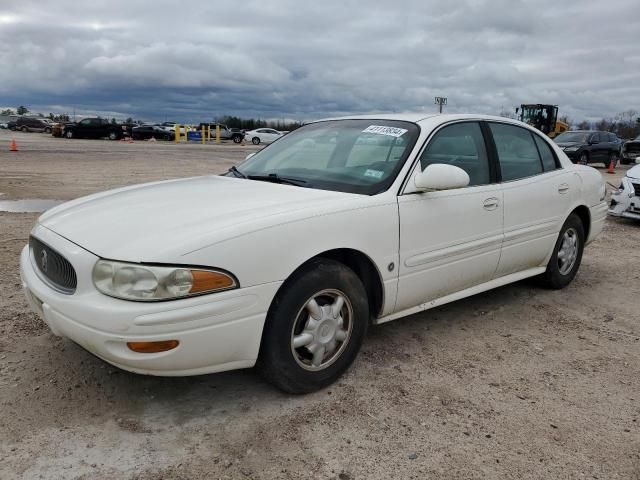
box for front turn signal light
[127,340,179,353]
[190,270,235,294]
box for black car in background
[131,125,174,141]
[63,118,130,140]
[620,135,640,165]
[553,130,621,167]
[16,116,53,133]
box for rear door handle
[483,197,499,210]
[558,183,570,194]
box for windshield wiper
[247,173,309,187]
[228,166,247,178]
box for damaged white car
[609,164,640,220]
[20,114,607,393]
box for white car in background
[244,128,283,145]
[20,114,606,394]
[609,163,640,220]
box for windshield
[554,132,589,143]
[234,119,420,195]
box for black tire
[21,126,28,132]
[538,213,585,289]
[257,259,369,394]
[252,137,260,145]
[578,152,588,165]
[44,127,52,134]
[65,130,73,139]
[108,131,118,141]
[233,135,242,144]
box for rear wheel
[108,131,118,141]
[65,130,73,139]
[538,213,584,289]
[578,152,588,165]
[252,137,260,145]
[21,126,28,132]
[233,135,242,144]
[44,127,52,134]
[258,259,369,394]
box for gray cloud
[1,0,639,123]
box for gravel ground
[1,131,639,480]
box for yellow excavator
[516,104,569,138]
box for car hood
[38,176,355,262]
[627,164,640,179]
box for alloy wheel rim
[290,289,353,371]
[557,227,579,275]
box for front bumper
[608,177,640,220]
[20,225,282,376]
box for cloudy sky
[1,0,638,123]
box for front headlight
[93,260,237,301]
[564,146,579,152]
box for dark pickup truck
[63,118,131,140]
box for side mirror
[245,152,256,160]
[414,164,470,191]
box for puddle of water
[0,199,64,213]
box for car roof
[313,113,539,128]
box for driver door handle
[483,197,499,210]
[558,183,570,194]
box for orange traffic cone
[608,157,615,174]
[10,138,18,152]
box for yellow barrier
[216,125,220,144]
[175,124,180,143]
[201,125,205,145]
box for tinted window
[489,123,543,181]
[533,135,558,171]
[419,122,490,186]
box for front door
[395,121,503,312]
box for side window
[489,123,543,181]
[419,122,490,186]
[533,134,559,171]
[79,119,91,126]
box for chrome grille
[29,236,77,294]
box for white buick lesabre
[20,114,608,393]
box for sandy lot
[1,131,639,480]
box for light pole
[434,97,447,113]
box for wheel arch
[269,248,385,323]
[570,205,591,240]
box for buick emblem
[40,250,48,273]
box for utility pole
[434,96,447,113]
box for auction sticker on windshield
[362,125,408,137]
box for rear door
[487,122,576,277]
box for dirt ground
[1,131,639,480]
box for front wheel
[65,130,73,139]
[538,213,585,289]
[233,135,242,144]
[108,131,118,140]
[21,126,28,132]
[44,127,52,134]
[258,259,369,394]
[252,137,260,145]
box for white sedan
[244,128,283,145]
[20,114,607,393]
